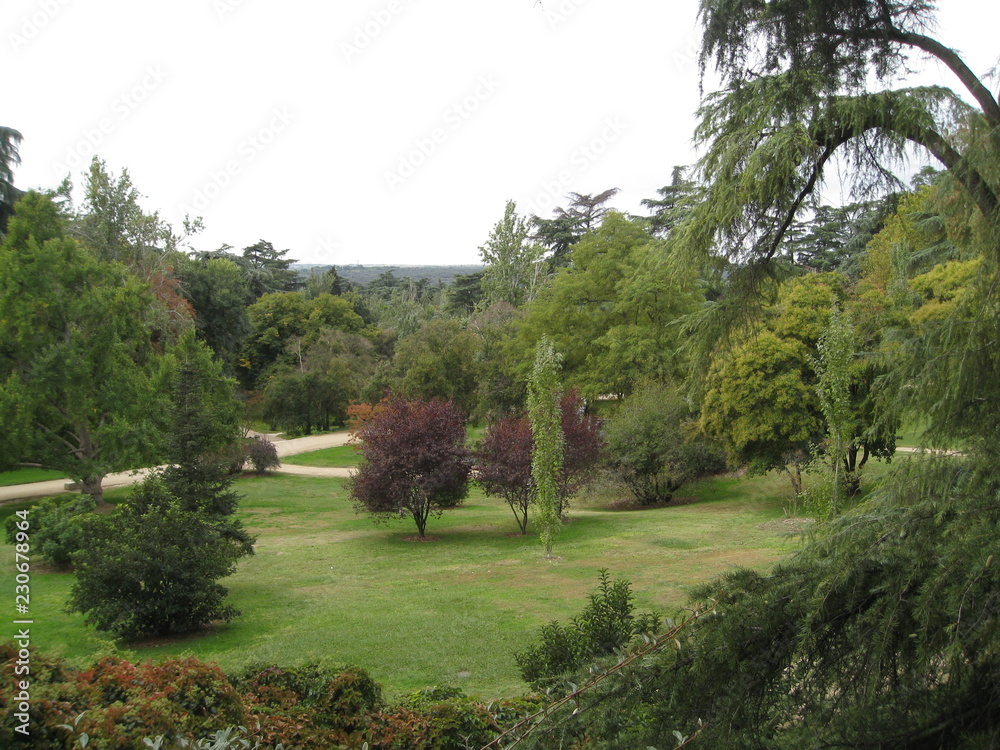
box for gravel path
[0,430,355,503]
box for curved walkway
[0,431,355,503]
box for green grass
[0,473,804,699]
[0,467,68,487]
[281,444,362,468]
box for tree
[391,319,482,414]
[262,366,350,435]
[527,338,563,558]
[67,476,246,639]
[532,189,620,269]
[780,197,899,278]
[514,212,703,398]
[303,266,346,298]
[676,0,1000,347]
[349,397,470,538]
[813,304,856,514]
[445,270,485,316]
[555,390,605,515]
[475,391,603,533]
[702,332,822,496]
[641,166,701,238]
[174,253,252,371]
[242,240,301,300]
[605,384,724,505]
[0,126,23,234]
[475,414,534,534]
[242,291,364,386]
[78,158,176,272]
[159,334,254,553]
[479,200,543,307]
[0,193,169,505]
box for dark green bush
[514,570,659,690]
[604,384,725,505]
[4,494,96,569]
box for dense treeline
[3,0,1000,745]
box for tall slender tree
[527,337,563,558]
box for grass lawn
[0,467,67,486]
[281,444,362,468]
[0,472,805,699]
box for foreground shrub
[515,570,659,690]
[366,687,541,750]
[0,647,246,749]
[235,662,382,747]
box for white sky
[5,0,999,266]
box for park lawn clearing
[281,443,361,468]
[0,472,805,699]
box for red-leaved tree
[557,390,605,514]
[475,415,534,533]
[476,390,604,531]
[349,397,470,538]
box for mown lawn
[0,472,806,699]
[281,444,362,468]
[0,467,67,486]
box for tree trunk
[79,474,108,508]
[784,463,803,497]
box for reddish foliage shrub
[0,646,538,750]
[0,647,245,749]
[236,662,383,747]
[349,397,471,537]
[365,687,542,750]
[346,399,388,433]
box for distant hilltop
[293,264,483,286]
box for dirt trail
[0,430,355,503]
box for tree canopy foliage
[0,192,169,504]
[349,397,471,538]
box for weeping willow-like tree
[505,4,1000,748]
[676,0,1000,358]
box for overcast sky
[6,0,999,266]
